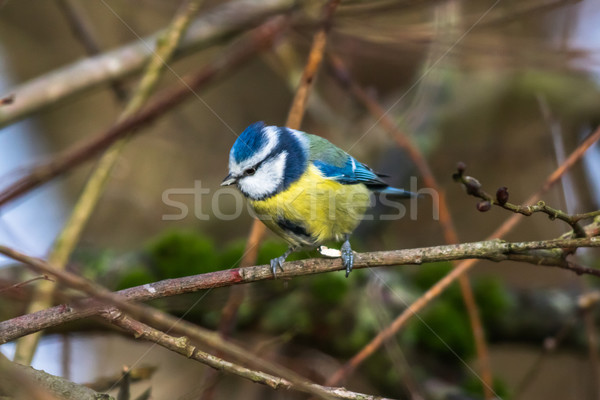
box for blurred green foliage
[147,230,220,278]
[405,262,511,361]
[464,374,511,400]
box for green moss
[404,301,475,360]
[115,266,155,290]
[146,230,219,278]
[219,239,246,269]
[463,375,511,399]
[474,277,511,329]
[310,273,348,304]
[261,292,312,334]
[75,249,115,281]
[412,262,453,290]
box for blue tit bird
[222,122,415,278]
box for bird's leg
[270,246,295,278]
[341,234,354,278]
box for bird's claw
[341,240,354,278]
[270,256,286,278]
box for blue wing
[302,132,384,187]
[313,157,387,188]
[313,157,416,197]
[301,131,416,197]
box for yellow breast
[250,164,371,246]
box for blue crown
[231,121,267,163]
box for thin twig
[327,53,494,397]
[513,291,600,399]
[453,164,597,237]
[368,284,425,400]
[13,0,206,366]
[325,125,600,386]
[55,0,128,101]
[582,292,600,399]
[0,93,15,106]
[0,275,53,294]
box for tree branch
[0,352,112,400]
[327,52,493,399]
[1,233,599,345]
[0,18,287,208]
[13,0,206,366]
[103,310,393,400]
[0,245,346,400]
[0,0,295,128]
[325,125,600,386]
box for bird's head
[222,122,307,200]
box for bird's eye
[244,167,256,176]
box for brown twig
[0,18,287,208]
[325,124,600,386]
[327,53,494,398]
[286,0,340,129]
[2,234,599,345]
[0,93,14,106]
[84,366,156,392]
[117,365,131,400]
[368,285,425,400]
[0,275,53,294]
[513,290,600,400]
[453,163,598,238]
[582,292,600,399]
[512,314,577,400]
[55,0,128,101]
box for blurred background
[1,0,600,399]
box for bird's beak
[221,173,237,186]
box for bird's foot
[270,256,286,278]
[269,247,295,278]
[341,239,354,278]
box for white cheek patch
[238,151,287,199]
[229,125,279,176]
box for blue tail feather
[377,186,419,198]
